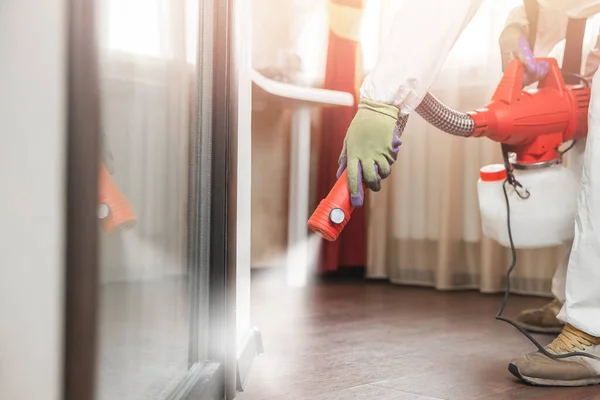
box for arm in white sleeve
[583,30,600,80]
[504,4,569,57]
[505,4,529,28]
[359,0,484,114]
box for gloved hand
[336,99,402,208]
[499,24,549,86]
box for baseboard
[236,327,264,392]
[317,266,366,282]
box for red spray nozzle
[98,163,137,232]
[308,170,361,242]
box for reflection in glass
[95,0,201,398]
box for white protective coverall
[505,4,600,307]
[360,0,600,337]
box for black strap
[563,17,587,84]
[523,0,539,50]
[523,0,587,85]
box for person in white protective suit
[336,0,600,387]
[502,5,600,335]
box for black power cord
[494,170,600,362]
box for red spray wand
[307,170,363,242]
[98,163,137,232]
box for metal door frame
[63,0,101,396]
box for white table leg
[287,104,311,286]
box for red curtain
[316,0,366,272]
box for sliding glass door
[63,0,235,398]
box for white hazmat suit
[358,0,600,386]
[506,4,600,333]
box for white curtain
[366,0,600,295]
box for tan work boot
[508,324,600,386]
[515,299,564,334]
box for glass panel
[94,0,208,398]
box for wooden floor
[237,270,600,400]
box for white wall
[234,0,253,352]
[0,1,66,399]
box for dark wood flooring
[237,270,600,400]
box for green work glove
[336,98,403,207]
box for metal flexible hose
[414,92,476,137]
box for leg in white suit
[514,140,587,334]
[509,68,600,387]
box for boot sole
[508,363,600,387]
[515,321,563,334]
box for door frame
[205,0,239,398]
[62,0,237,398]
[63,0,101,396]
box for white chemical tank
[477,163,579,249]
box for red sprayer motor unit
[308,58,590,241]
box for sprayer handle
[308,170,361,241]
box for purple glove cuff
[336,154,347,179]
[517,36,549,85]
[350,162,365,208]
[392,132,402,158]
[518,37,536,71]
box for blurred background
[251,0,583,291]
[4,0,600,399]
